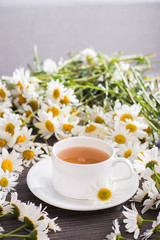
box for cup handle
[111,157,134,181]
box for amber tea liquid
[57,146,110,164]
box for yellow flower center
[53,88,60,99]
[126,124,137,132]
[98,188,112,201]
[0,112,4,118]
[45,120,54,132]
[114,135,126,144]
[29,100,38,111]
[63,124,74,132]
[85,124,96,133]
[18,94,26,105]
[16,135,26,143]
[0,139,6,147]
[47,107,59,117]
[60,96,70,105]
[70,109,78,116]
[5,123,15,136]
[0,177,9,187]
[94,116,103,124]
[17,81,23,90]
[120,113,133,122]
[0,88,6,99]
[124,149,132,158]
[144,126,152,136]
[23,150,34,159]
[2,159,13,172]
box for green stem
[2,224,26,237]
[143,219,154,223]
[0,213,10,218]
[0,234,30,238]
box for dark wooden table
[2,139,159,240]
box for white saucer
[27,157,139,211]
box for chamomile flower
[0,113,21,137]
[34,110,60,139]
[132,180,151,203]
[14,126,34,145]
[123,203,144,239]
[14,141,44,167]
[117,141,148,162]
[80,48,98,65]
[141,212,160,240]
[0,148,23,175]
[20,202,47,230]
[84,122,108,140]
[0,169,18,192]
[106,124,133,145]
[2,67,30,85]
[87,105,105,124]
[133,147,160,179]
[88,178,118,205]
[114,103,142,122]
[59,88,79,106]
[46,79,65,103]
[41,100,61,118]
[44,216,61,232]
[0,81,11,102]
[0,191,12,215]
[0,131,11,152]
[10,192,26,220]
[42,58,58,74]
[55,115,80,140]
[0,101,12,118]
[122,118,148,139]
[29,222,49,240]
[105,219,121,240]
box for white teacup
[51,136,134,199]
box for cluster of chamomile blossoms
[0,191,61,239]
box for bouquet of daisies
[0,46,160,239]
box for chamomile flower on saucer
[114,103,142,122]
[122,119,148,139]
[46,79,65,103]
[0,148,23,175]
[88,178,118,205]
[105,219,121,240]
[42,58,58,74]
[14,141,44,167]
[0,169,18,192]
[117,141,148,162]
[123,203,143,239]
[34,110,60,139]
[133,147,160,179]
[9,192,26,220]
[0,131,11,152]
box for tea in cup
[51,136,134,199]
